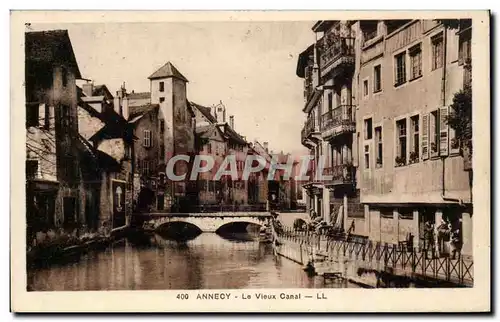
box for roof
[296,44,314,78]
[127,92,151,100]
[312,20,336,32]
[195,124,213,135]
[128,103,159,119]
[223,124,248,145]
[25,30,82,79]
[190,101,217,123]
[148,62,188,82]
[92,84,113,99]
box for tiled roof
[148,62,188,82]
[190,101,217,123]
[129,103,159,119]
[127,91,151,100]
[25,30,82,79]
[223,124,248,145]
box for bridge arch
[215,220,263,235]
[155,220,203,241]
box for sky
[30,21,315,156]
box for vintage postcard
[10,10,490,312]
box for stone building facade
[296,19,473,256]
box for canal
[27,232,358,291]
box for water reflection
[28,233,357,291]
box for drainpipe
[440,26,464,207]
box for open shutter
[38,103,45,127]
[439,107,449,156]
[421,113,429,160]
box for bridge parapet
[133,212,273,233]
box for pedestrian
[450,228,462,260]
[424,220,434,259]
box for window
[159,81,164,92]
[44,104,50,130]
[394,52,406,86]
[432,33,444,70]
[380,208,394,219]
[160,120,165,133]
[364,118,373,140]
[363,80,369,97]
[215,144,219,155]
[124,143,132,160]
[396,119,407,166]
[410,115,420,163]
[364,145,370,169]
[26,159,38,180]
[375,126,382,167]
[327,92,333,112]
[26,103,38,128]
[361,20,378,44]
[459,34,472,65]
[159,97,165,103]
[207,143,212,154]
[373,65,382,92]
[160,144,165,159]
[62,67,68,87]
[430,110,439,156]
[142,160,150,176]
[143,130,152,147]
[409,44,422,80]
[398,209,414,220]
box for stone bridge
[133,212,273,233]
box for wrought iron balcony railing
[321,105,356,138]
[319,36,355,71]
[322,163,356,186]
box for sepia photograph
[10,10,490,312]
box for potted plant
[450,137,460,150]
[409,151,419,164]
[431,142,438,154]
[395,156,406,167]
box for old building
[25,30,92,238]
[296,21,362,232]
[354,19,473,255]
[78,82,136,231]
[126,62,197,212]
[296,19,473,256]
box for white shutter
[439,107,449,156]
[421,114,429,160]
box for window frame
[363,79,369,97]
[364,144,370,170]
[373,64,382,93]
[364,117,373,140]
[395,118,408,167]
[409,114,420,164]
[431,32,444,71]
[394,51,407,87]
[374,126,383,168]
[409,43,423,80]
[143,130,152,148]
[159,81,165,92]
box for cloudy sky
[30,21,315,156]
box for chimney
[263,142,269,153]
[122,96,129,120]
[114,94,121,115]
[229,115,234,129]
[82,82,93,97]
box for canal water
[27,232,358,291]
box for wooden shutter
[38,103,45,127]
[439,107,449,156]
[421,113,429,160]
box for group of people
[423,218,462,260]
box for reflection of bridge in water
[132,212,273,233]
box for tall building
[128,62,197,212]
[296,21,362,232]
[354,19,473,256]
[296,19,473,256]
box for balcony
[321,105,356,140]
[318,36,355,78]
[322,163,356,187]
[301,116,321,148]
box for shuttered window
[143,130,152,147]
[439,107,449,156]
[421,114,429,160]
